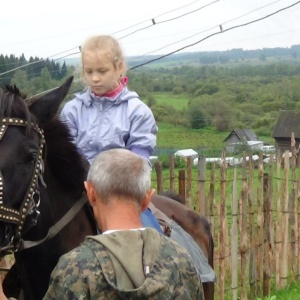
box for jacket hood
[88,228,167,296]
[75,87,139,107]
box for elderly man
[1,149,204,299]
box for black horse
[0,77,214,300]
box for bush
[158,155,186,169]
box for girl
[60,35,157,164]
[61,35,162,233]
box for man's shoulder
[56,239,101,270]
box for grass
[152,92,190,110]
[156,123,228,151]
[155,123,274,157]
[256,282,300,299]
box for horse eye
[24,152,37,164]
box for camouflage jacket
[43,228,204,299]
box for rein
[0,117,88,254]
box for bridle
[0,117,87,254]
[0,117,45,253]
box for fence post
[240,155,248,300]
[263,173,271,296]
[197,157,206,215]
[169,154,175,192]
[218,155,227,300]
[208,163,216,237]
[280,150,290,288]
[249,154,257,299]
[275,150,283,288]
[154,161,163,194]
[231,167,238,300]
[186,157,192,209]
[290,132,297,281]
[178,169,186,202]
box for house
[223,129,262,153]
[272,111,300,154]
[174,149,198,160]
[224,128,258,144]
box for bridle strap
[21,195,88,250]
[0,118,45,236]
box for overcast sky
[1,0,299,60]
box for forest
[1,45,300,140]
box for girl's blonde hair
[81,35,127,77]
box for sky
[1,0,299,61]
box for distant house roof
[272,111,300,139]
[223,129,258,142]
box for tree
[187,100,212,129]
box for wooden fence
[1,146,300,299]
[153,148,300,300]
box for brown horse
[152,194,215,300]
[0,77,214,299]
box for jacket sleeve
[127,101,158,159]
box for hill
[60,45,300,68]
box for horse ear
[29,76,73,123]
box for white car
[261,145,276,153]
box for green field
[152,92,190,110]
[155,122,274,155]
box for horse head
[0,77,73,256]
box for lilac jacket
[60,87,157,164]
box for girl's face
[82,50,122,95]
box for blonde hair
[81,35,127,77]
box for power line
[2,0,299,95]
[112,0,204,36]
[129,0,300,70]
[118,0,220,39]
[135,0,288,58]
[0,0,206,77]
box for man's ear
[84,181,97,207]
[141,189,155,211]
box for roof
[272,111,300,139]
[174,149,198,157]
[223,129,258,142]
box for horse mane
[42,118,87,198]
[0,86,87,199]
[0,85,32,124]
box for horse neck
[14,167,96,300]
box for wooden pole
[249,154,257,299]
[186,157,192,209]
[218,154,227,300]
[209,163,216,236]
[263,173,270,296]
[197,156,206,215]
[169,154,175,192]
[154,161,163,193]
[280,151,290,288]
[240,155,248,300]
[178,170,186,201]
[231,167,238,300]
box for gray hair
[87,149,151,205]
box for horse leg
[2,264,22,299]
